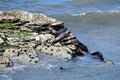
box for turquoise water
[0,0,120,80]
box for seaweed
[0,22,33,38]
[0,22,21,29]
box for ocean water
[0,0,120,80]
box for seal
[61,38,77,45]
[49,27,89,58]
[61,37,76,42]
[59,67,72,70]
[91,51,104,61]
[49,27,67,36]
[52,30,71,44]
[55,27,67,36]
[91,51,114,64]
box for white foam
[45,64,57,70]
[12,65,27,70]
[0,11,2,14]
[115,62,120,65]
[70,10,120,17]
[0,75,12,80]
[108,10,120,13]
[71,12,87,16]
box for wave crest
[52,11,120,26]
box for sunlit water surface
[0,0,120,80]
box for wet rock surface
[0,10,112,67]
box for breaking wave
[52,10,120,25]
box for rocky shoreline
[0,10,113,67]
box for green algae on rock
[5,10,113,68]
[0,22,21,29]
[0,10,89,67]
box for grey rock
[0,10,33,24]
[0,10,63,26]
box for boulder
[0,10,63,26]
[0,10,33,25]
[0,10,89,67]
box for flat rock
[0,10,33,23]
[0,10,63,26]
